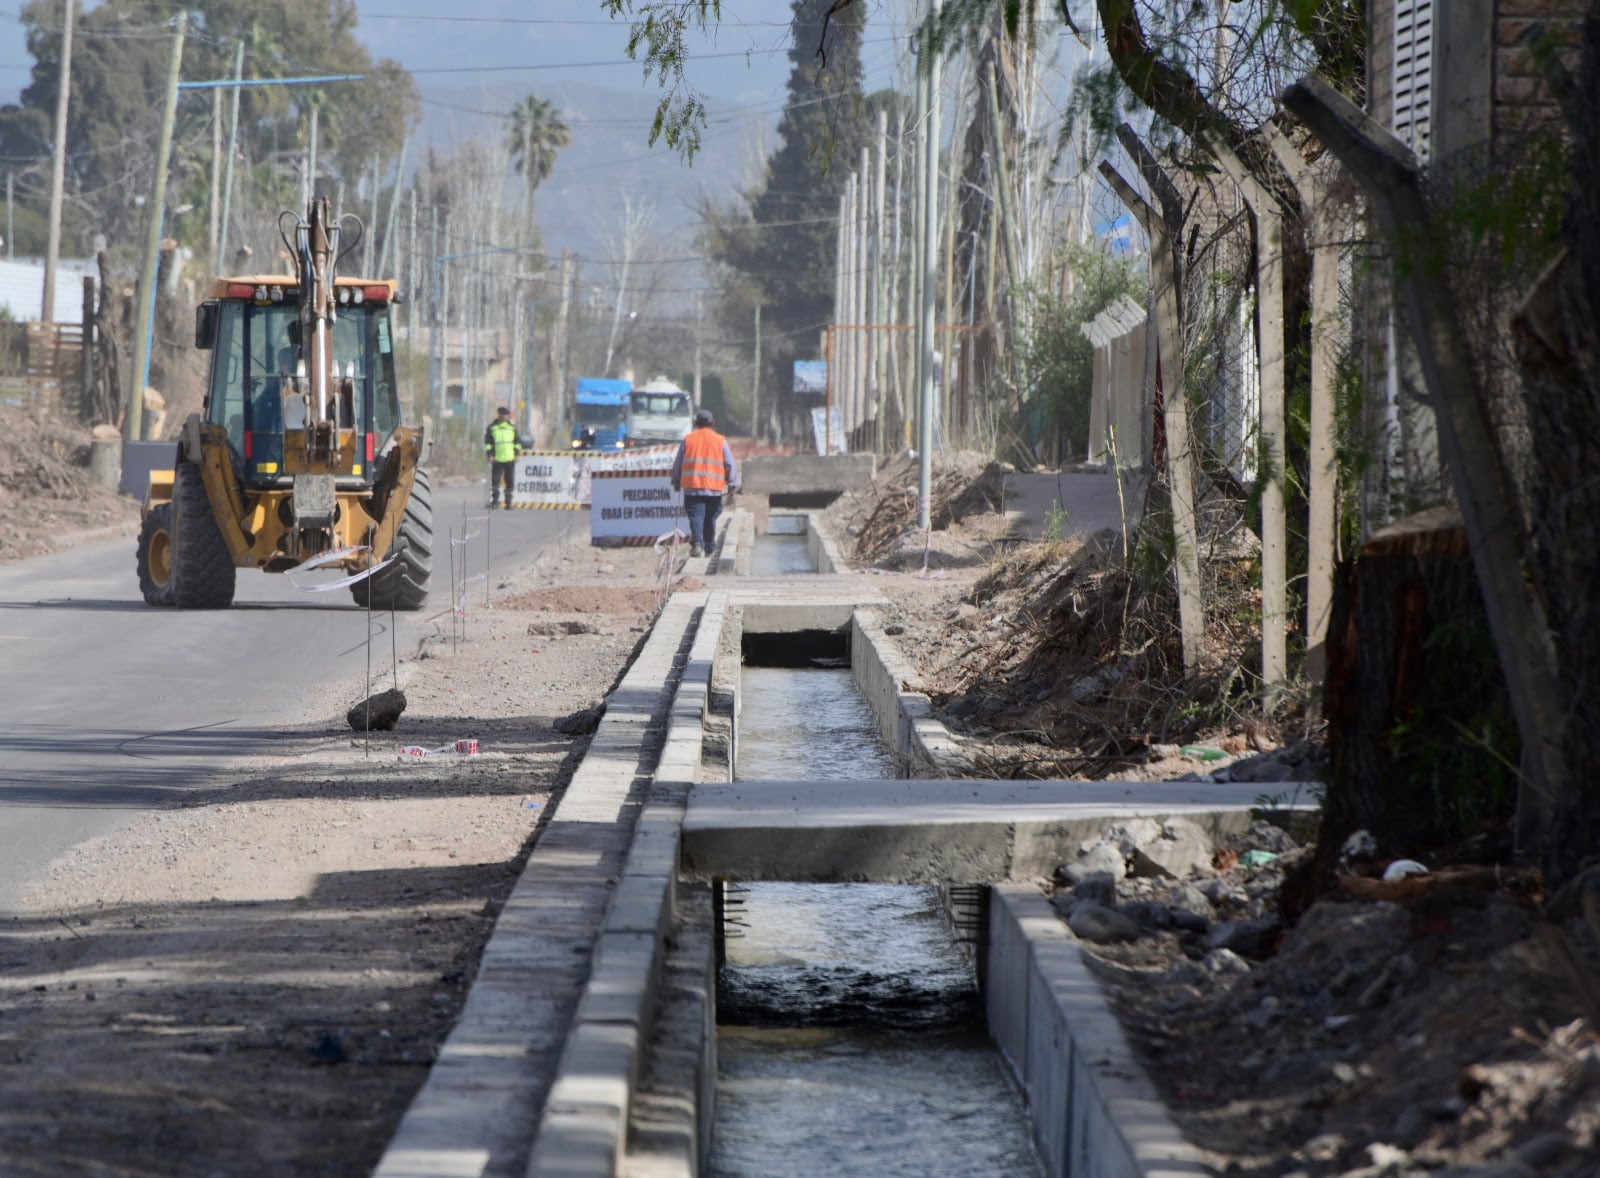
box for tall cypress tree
[732,0,872,420]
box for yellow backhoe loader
[136,196,432,610]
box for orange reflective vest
[679,427,729,493]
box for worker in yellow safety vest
[670,408,739,557]
[485,406,519,509]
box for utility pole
[305,102,319,206]
[125,11,185,445]
[558,255,580,439]
[871,113,887,455]
[917,0,941,530]
[363,157,378,275]
[845,172,859,439]
[380,137,409,277]
[856,149,870,440]
[888,112,905,438]
[217,42,244,271]
[405,187,416,339]
[838,188,851,454]
[752,304,762,443]
[692,292,702,416]
[208,83,221,265]
[42,0,75,324]
[912,61,927,460]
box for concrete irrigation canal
[373,507,1283,1178]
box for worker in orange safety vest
[670,408,739,558]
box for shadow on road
[0,597,370,613]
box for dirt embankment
[0,404,139,563]
[823,453,1599,1177]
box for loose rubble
[825,454,1598,1177]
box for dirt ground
[3,429,1596,1176]
[0,403,139,564]
[0,504,657,1176]
[822,452,1599,1177]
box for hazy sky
[0,3,915,277]
[0,2,911,143]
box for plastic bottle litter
[1238,849,1280,868]
[1382,858,1429,881]
[1180,744,1227,762]
[400,740,481,759]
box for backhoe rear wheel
[172,461,237,609]
[136,503,176,607]
[352,467,433,611]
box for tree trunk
[1325,509,1515,845]
[1283,75,1568,876]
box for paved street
[0,483,573,907]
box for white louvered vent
[1393,0,1434,163]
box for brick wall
[1493,0,1585,143]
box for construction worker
[671,408,738,558]
[485,406,518,509]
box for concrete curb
[523,592,726,1177]
[372,592,710,1178]
[987,886,1213,1178]
[850,608,969,777]
[803,510,848,573]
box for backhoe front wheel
[171,462,237,608]
[352,468,433,611]
[136,503,175,606]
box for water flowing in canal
[708,657,1042,1177]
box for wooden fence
[0,321,87,417]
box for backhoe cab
[136,197,433,609]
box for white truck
[625,374,694,448]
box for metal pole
[126,12,185,445]
[41,0,74,324]
[917,0,941,529]
[218,42,244,271]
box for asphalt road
[0,482,579,909]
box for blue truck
[571,377,632,450]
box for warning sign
[514,453,582,508]
[511,445,678,509]
[590,471,685,544]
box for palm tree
[507,94,571,242]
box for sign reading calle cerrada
[510,445,678,511]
